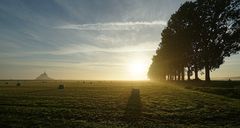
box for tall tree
[194,0,240,81]
[148,0,240,82]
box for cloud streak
[57,20,167,31]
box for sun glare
[128,61,148,80]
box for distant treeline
[148,0,240,81]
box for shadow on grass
[123,89,142,123]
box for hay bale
[58,84,64,89]
[228,78,232,82]
[16,82,21,86]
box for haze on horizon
[0,0,239,80]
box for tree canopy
[148,0,240,81]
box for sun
[128,61,147,80]
[129,63,145,74]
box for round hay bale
[16,82,21,86]
[58,84,64,89]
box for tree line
[148,0,240,81]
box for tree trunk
[187,66,191,81]
[174,72,177,81]
[163,74,166,80]
[194,66,199,80]
[177,70,180,81]
[181,67,185,81]
[205,64,210,82]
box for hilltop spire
[35,72,53,80]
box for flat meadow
[0,80,239,128]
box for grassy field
[182,81,240,99]
[0,80,239,128]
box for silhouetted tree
[148,0,240,82]
[194,0,240,81]
[149,2,198,81]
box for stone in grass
[58,84,64,89]
[16,82,21,86]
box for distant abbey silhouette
[35,72,53,80]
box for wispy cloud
[45,42,158,55]
[0,41,158,57]
[56,21,167,31]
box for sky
[0,0,239,80]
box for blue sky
[0,0,239,80]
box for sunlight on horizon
[127,60,149,80]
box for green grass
[0,80,239,128]
[181,81,240,99]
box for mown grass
[181,81,240,99]
[0,80,239,128]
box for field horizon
[1,78,240,81]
